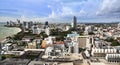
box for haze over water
[0,23,21,41]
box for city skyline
[0,0,120,23]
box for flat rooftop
[0,58,31,65]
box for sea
[0,23,21,41]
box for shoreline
[0,26,22,43]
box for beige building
[76,36,93,49]
[26,42,36,49]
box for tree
[88,32,95,35]
[111,40,120,46]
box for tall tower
[118,23,120,29]
[71,16,77,30]
[44,21,49,29]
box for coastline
[0,27,22,43]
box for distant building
[28,21,33,29]
[117,23,120,29]
[68,41,79,53]
[71,16,77,30]
[65,25,71,31]
[17,19,20,24]
[44,21,49,29]
[84,26,92,35]
[23,21,28,29]
[31,25,44,34]
[45,27,50,36]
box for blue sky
[0,0,120,23]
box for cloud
[0,0,120,23]
[96,0,120,17]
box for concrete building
[91,48,117,57]
[45,27,50,36]
[68,41,79,53]
[31,25,44,34]
[84,26,92,35]
[106,54,120,62]
[26,42,36,49]
[76,36,93,49]
[117,23,120,30]
[0,58,30,65]
[65,25,71,31]
[44,21,48,29]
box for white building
[65,25,71,31]
[2,43,12,52]
[45,46,61,57]
[68,41,79,53]
[84,26,92,35]
[45,27,50,36]
[31,25,44,34]
[91,48,117,57]
[106,54,120,62]
[117,23,120,30]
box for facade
[84,26,92,35]
[45,27,50,36]
[65,25,71,31]
[106,54,120,62]
[91,48,117,57]
[71,16,77,30]
[26,42,36,49]
[22,21,29,31]
[117,23,120,30]
[77,36,93,49]
[68,41,79,53]
[31,25,44,34]
[44,21,48,29]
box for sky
[0,0,120,23]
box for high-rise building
[45,21,48,26]
[17,19,20,24]
[45,27,50,36]
[44,21,49,29]
[117,23,120,29]
[31,25,43,34]
[71,16,77,30]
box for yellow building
[27,42,36,49]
